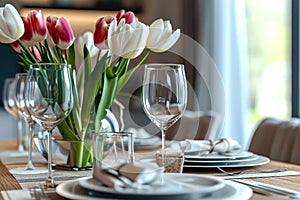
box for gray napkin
[93,162,163,189]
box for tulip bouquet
[0,4,180,168]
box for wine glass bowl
[142,63,187,169]
[26,63,74,188]
[15,74,34,122]
[144,84,186,130]
[10,73,48,175]
[3,78,24,152]
[3,78,19,120]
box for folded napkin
[93,162,163,189]
[1,190,31,200]
[170,137,242,155]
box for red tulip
[116,9,125,21]
[47,16,75,49]
[20,16,35,47]
[28,10,47,42]
[10,40,21,53]
[116,9,135,24]
[94,9,135,50]
[93,16,114,49]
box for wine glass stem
[26,122,35,170]
[46,130,56,188]
[161,129,166,170]
[17,118,24,152]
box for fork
[216,167,288,176]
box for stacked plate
[184,151,270,168]
[56,173,253,200]
[134,136,161,150]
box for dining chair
[248,117,300,165]
[166,110,221,141]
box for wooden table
[1,140,300,200]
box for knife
[232,179,300,199]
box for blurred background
[0,0,291,149]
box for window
[246,0,291,127]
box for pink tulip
[94,9,135,50]
[116,9,135,24]
[47,16,75,49]
[116,9,125,21]
[93,16,114,49]
[28,10,47,42]
[20,16,35,47]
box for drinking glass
[142,64,187,170]
[11,73,48,175]
[3,78,25,152]
[92,132,134,171]
[26,63,73,188]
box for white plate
[56,177,252,200]
[184,151,253,160]
[134,136,161,150]
[184,155,259,164]
[184,155,270,168]
[79,173,225,196]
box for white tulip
[0,4,24,43]
[76,32,99,57]
[147,19,180,53]
[108,19,149,59]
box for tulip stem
[17,39,38,64]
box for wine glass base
[45,179,57,189]
[0,150,29,158]
[9,167,48,175]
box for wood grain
[0,161,22,191]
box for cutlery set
[232,179,300,199]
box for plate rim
[56,177,253,200]
[184,155,270,168]
[79,173,225,196]
[184,151,254,160]
[184,154,259,164]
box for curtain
[189,0,251,148]
[135,0,251,148]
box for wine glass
[2,78,25,153]
[26,63,74,188]
[142,64,187,170]
[11,73,48,175]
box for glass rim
[92,132,133,138]
[29,63,71,69]
[144,63,184,70]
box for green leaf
[70,70,82,135]
[58,120,80,141]
[115,58,129,78]
[80,52,109,134]
[83,45,92,81]
[95,67,118,132]
[116,50,150,95]
[67,44,76,70]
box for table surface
[0,140,300,200]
